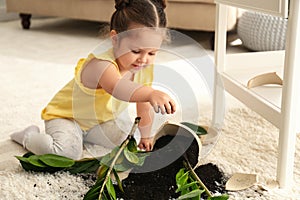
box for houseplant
[16,117,229,199]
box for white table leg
[212,4,228,129]
[277,0,300,188]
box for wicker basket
[237,11,288,51]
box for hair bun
[115,0,130,10]
[152,0,167,9]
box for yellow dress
[41,49,153,130]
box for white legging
[24,118,128,160]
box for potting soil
[115,135,228,200]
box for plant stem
[184,160,213,198]
[98,117,141,200]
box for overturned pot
[117,122,204,200]
[132,122,203,174]
[154,122,202,167]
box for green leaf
[113,162,131,172]
[16,155,45,172]
[124,147,139,164]
[175,181,199,193]
[102,192,109,200]
[100,146,120,167]
[16,154,61,173]
[83,191,99,200]
[15,156,29,163]
[109,146,120,159]
[106,177,116,200]
[208,194,229,200]
[37,154,75,168]
[178,189,203,200]
[97,165,109,179]
[83,178,104,200]
[135,152,150,166]
[28,155,48,168]
[68,159,100,174]
[181,122,207,135]
[113,169,124,193]
[115,154,125,165]
[16,153,75,173]
[100,153,113,167]
[176,168,186,182]
[191,194,201,200]
[189,177,199,190]
[176,171,189,190]
[127,138,138,152]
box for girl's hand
[149,90,176,114]
[138,137,154,151]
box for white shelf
[215,0,288,17]
[221,71,282,127]
[213,0,300,189]
[220,50,285,126]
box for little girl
[11,0,176,160]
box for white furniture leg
[212,4,227,129]
[277,0,300,188]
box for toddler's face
[113,28,163,73]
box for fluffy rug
[1,108,299,199]
[0,18,299,199]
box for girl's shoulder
[76,48,119,76]
[89,48,117,67]
[74,49,120,92]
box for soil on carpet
[113,135,228,200]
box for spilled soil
[114,135,228,200]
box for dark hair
[110,0,167,33]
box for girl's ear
[110,30,118,46]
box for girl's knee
[53,137,83,160]
[44,118,84,159]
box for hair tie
[115,0,130,11]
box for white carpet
[1,108,299,200]
[0,18,299,200]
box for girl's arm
[136,102,154,151]
[81,59,176,114]
[81,58,147,99]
